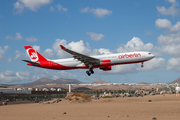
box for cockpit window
[148,53,151,55]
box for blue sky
[0,0,180,84]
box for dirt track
[0,94,180,120]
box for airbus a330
[22,45,155,76]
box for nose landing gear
[141,62,144,68]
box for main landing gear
[86,64,94,76]
[86,68,94,76]
[141,62,144,68]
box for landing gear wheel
[90,69,94,74]
[86,71,91,76]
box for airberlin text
[118,53,141,59]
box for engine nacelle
[100,60,111,66]
[100,66,111,71]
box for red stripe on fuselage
[76,60,148,69]
[27,60,77,70]
[27,59,148,70]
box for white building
[50,88,56,91]
[57,88,61,91]
[42,88,49,91]
[0,88,31,94]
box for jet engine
[100,60,111,66]
[100,66,111,71]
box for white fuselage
[24,45,155,75]
[51,51,155,68]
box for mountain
[137,82,150,84]
[0,84,5,88]
[92,80,108,84]
[0,84,17,87]
[169,78,180,84]
[19,77,54,87]
[54,78,83,84]
[15,77,83,87]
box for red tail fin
[24,46,47,62]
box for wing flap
[60,45,99,65]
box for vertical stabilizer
[24,46,47,62]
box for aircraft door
[49,61,52,66]
[141,53,145,57]
[141,53,146,61]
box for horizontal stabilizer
[22,60,40,66]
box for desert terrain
[1,94,180,120]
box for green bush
[102,96,112,98]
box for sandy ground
[0,94,180,120]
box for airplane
[22,45,155,76]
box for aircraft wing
[60,45,100,65]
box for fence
[1,86,176,100]
[0,93,67,100]
[28,94,67,100]
[0,88,31,94]
[81,90,136,97]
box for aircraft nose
[152,54,155,58]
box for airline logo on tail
[26,48,39,62]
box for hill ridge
[169,78,180,84]
[92,80,108,84]
[15,77,83,87]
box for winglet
[60,45,66,49]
